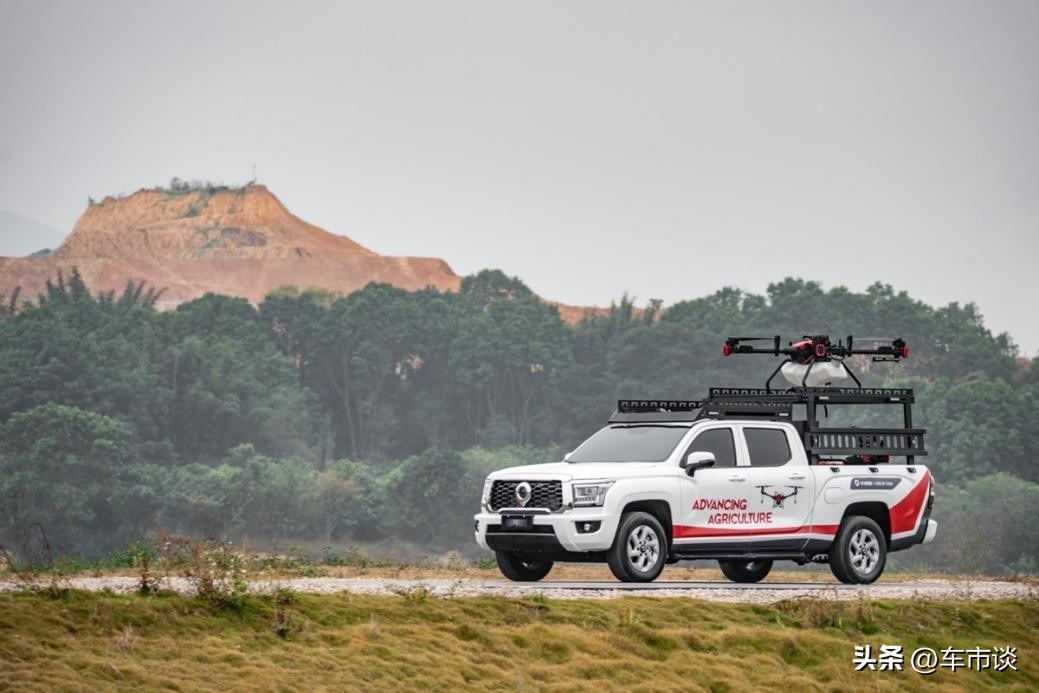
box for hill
[0,183,596,322]
[0,184,461,308]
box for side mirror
[680,451,716,476]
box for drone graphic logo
[757,485,802,509]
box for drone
[757,485,801,509]
[723,334,909,390]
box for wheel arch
[620,499,673,547]
[840,501,891,546]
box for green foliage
[0,404,139,551]
[0,269,1035,573]
[903,473,1039,575]
[915,378,1039,482]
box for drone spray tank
[722,334,909,391]
[779,338,851,387]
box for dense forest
[1,269,1036,574]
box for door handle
[728,474,747,482]
[788,474,806,480]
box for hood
[490,461,661,481]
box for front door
[674,424,759,555]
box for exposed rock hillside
[0,183,598,321]
[0,184,468,307]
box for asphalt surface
[480,580,919,590]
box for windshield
[568,424,690,463]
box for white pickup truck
[475,389,936,584]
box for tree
[158,293,325,462]
[308,283,426,459]
[0,404,147,553]
[449,273,572,446]
[384,449,469,544]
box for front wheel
[829,516,887,584]
[607,511,667,582]
[495,552,553,582]
[719,559,773,583]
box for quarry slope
[0,184,595,321]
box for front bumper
[474,508,619,553]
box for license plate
[501,515,533,531]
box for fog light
[576,521,601,534]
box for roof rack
[708,387,914,404]
[699,400,794,421]
[616,400,702,413]
[613,386,926,463]
[610,400,703,424]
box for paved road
[3,576,1034,603]
[475,580,940,590]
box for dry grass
[305,562,1015,584]
[1,591,1035,691]
[8,555,1011,585]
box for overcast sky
[1,1,1037,353]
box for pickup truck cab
[474,390,937,584]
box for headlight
[481,478,493,507]
[572,481,614,507]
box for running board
[671,551,812,562]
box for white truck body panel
[475,419,934,561]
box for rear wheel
[495,552,553,582]
[607,511,667,582]
[829,516,887,584]
[719,559,773,583]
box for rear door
[737,424,814,551]
[674,423,758,554]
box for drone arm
[724,336,782,356]
[839,338,909,359]
[725,335,909,361]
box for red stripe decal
[673,524,838,539]
[890,471,931,534]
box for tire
[495,552,553,582]
[829,516,887,584]
[607,511,667,582]
[719,559,773,583]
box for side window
[744,428,792,467]
[686,428,736,468]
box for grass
[6,537,1032,585]
[7,558,1029,585]
[0,591,1036,691]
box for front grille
[490,480,563,511]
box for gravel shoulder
[2,575,1035,604]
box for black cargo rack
[704,387,924,463]
[613,386,926,464]
[610,400,703,424]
